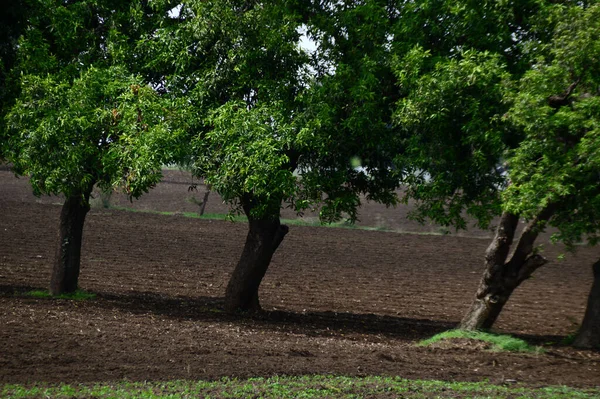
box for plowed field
[1,169,599,387]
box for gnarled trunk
[224,199,288,313]
[50,187,93,295]
[573,259,600,349]
[460,208,552,331]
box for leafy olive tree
[6,0,183,295]
[388,0,599,336]
[147,0,311,312]
[493,3,600,346]
[148,0,402,312]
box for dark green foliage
[7,66,183,199]
[6,0,183,200]
[0,0,31,160]
[504,4,600,248]
[298,0,401,222]
[394,49,509,229]
[146,0,309,219]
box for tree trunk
[224,201,288,313]
[460,254,547,330]
[199,188,210,216]
[50,187,93,295]
[573,259,600,349]
[461,212,519,330]
[460,208,552,331]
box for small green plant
[420,329,542,353]
[561,332,579,345]
[25,289,96,301]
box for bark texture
[224,200,288,313]
[573,259,600,349]
[50,186,93,295]
[460,207,553,330]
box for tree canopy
[7,66,183,199]
[387,0,599,236]
[146,0,309,219]
[0,0,30,160]
[504,3,600,248]
[6,0,183,199]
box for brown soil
[1,170,599,387]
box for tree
[460,3,600,331]
[148,0,401,312]
[384,0,599,332]
[6,1,183,295]
[391,49,541,331]
[147,0,310,312]
[490,3,599,338]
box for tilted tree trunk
[224,198,288,313]
[573,259,600,349]
[460,207,554,330]
[198,186,211,216]
[50,185,93,295]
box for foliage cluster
[4,0,599,234]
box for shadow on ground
[4,284,571,345]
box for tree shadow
[0,284,44,295]
[89,290,455,341]
[2,285,572,346]
[0,286,457,341]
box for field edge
[3,375,600,399]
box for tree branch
[548,78,581,108]
[506,203,555,270]
[484,211,519,267]
[516,254,548,283]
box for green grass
[420,329,542,353]
[561,332,578,345]
[111,206,362,227]
[2,376,598,398]
[108,206,471,237]
[24,289,96,301]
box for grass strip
[108,206,469,237]
[420,329,542,353]
[2,375,598,398]
[24,289,96,301]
